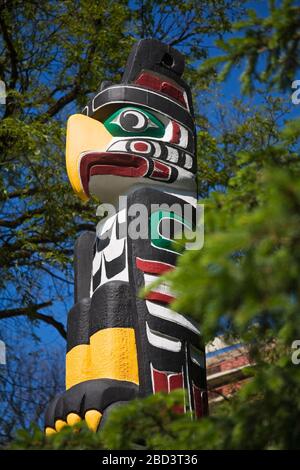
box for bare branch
[0,301,67,339]
[39,84,80,121]
[0,208,44,228]
[0,11,18,89]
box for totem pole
[45,39,208,435]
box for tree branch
[0,208,44,228]
[0,11,18,89]
[0,302,67,339]
[0,187,40,201]
[38,84,80,121]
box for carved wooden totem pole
[45,39,208,435]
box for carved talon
[44,378,138,434]
[66,412,81,427]
[85,410,102,432]
[45,427,56,436]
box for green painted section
[104,106,165,138]
[150,210,192,254]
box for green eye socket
[104,106,165,138]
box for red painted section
[150,160,170,180]
[90,164,145,177]
[136,257,175,275]
[146,291,175,304]
[79,152,149,196]
[133,141,149,152]
[152,367,184,394]
[135,72,161,90]
[192,384,209,419]
[134,71,187,107]
[161,81,186,107]
[169,372,184,414]
[152,368,169,393]
[170,121,181,144]
[169,373,184,391]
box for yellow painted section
[66,343,92,389]
[45,427,56,436]
[90,328,139,385]
[85,410,102,432]
[66,413,81,427]
[55,419,67,432]
[65,114,112,201]
[66,328,139,389]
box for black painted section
[85,86,195,132]
[122,39,194,118]
[123,39,185,83]
[89,282,135,337]
[74,231,95,303]
[67,298,91,352]
[45,379,139,427]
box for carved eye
[113,109,157,132]
[104,106,164,137]
[119,109,148,131]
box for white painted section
[103,224,124,261]
[151,141,162,158]
[107,140,128,152]
[179,126,189,148]
[106,127,191,152]
[184,153,193,170]
[96,211,117,236]
[88,166,196,204]
[166,146,179,163]
[91,239,129,296]
[164,121,173,142]
[163,188,197,207]
[144,273,174,297]
[146,300,200,336]
[91,215,129,295]
[146,323,182,352]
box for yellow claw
[45,427,56,436]
[55,419,67,432]
[66,412,81,427]
[85,409,102,432]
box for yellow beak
[66,114,113,201]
